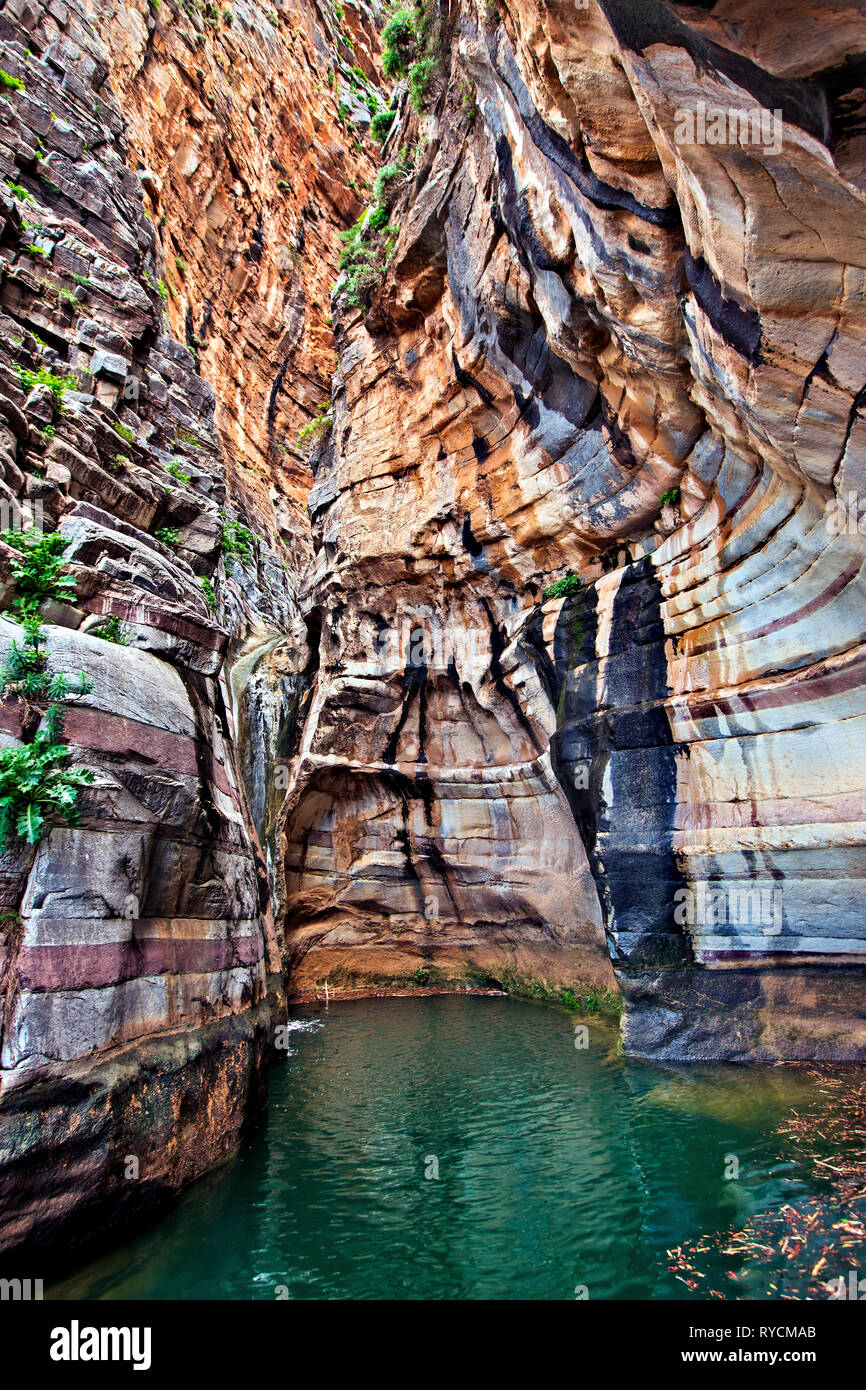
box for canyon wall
[0,0,380,1261]
[2,0,866,1264]
[283,0,866,1060]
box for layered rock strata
[280,0,866,1059]
[0,0,376,1261]
[4,0,866,1271]
[89,0,383,561]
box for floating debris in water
[667,1068,866,1299]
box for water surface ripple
[50,997,861,1300]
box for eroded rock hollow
[1,0,865,1261]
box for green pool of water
[49,996,863,1300]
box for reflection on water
[49,997,866,1301]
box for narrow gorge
[0,0,865,1298]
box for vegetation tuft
[0,537,95,849]
[297,399,334,452]
[370,108,396,143]
[0,528,77,617]
[220,519,255,566]
[542,572,584,601]
[500,967,621,1017]
[336,157,411,310]
[380,10,417,78]
[165,458,192,485]
[380,2,442,115]
[88,615,128,645]
[18,365,70,410]
[200,576,217,611]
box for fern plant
[0,528,77,617]
[0,729,94,847]
[0,616,91,715]
[0,616,94,849]
[0,614,49,700]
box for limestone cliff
[2,0,866,1265]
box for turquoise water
[49,996,859,1300]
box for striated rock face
[80,0,390,965]
[3,0,866,1266]
[280,0,866,1059]
[87,0,384,561]
[0,0,381,1262]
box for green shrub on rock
[542,572,584,601]
[297,400,334,453]
[18,365,69,410]
[165,459,192,485]
[88,615,128,645]
[381,10,418,78]
[373,162,409,208]
[408,55,436,114]
[220,519,255,566]
[370,108,396,143]
[337,213,399,308]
